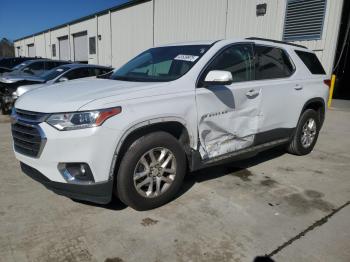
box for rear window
[295,50,326,75]
[255,45,295,80]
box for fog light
[58,163,95,184]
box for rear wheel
[115,131,186,210]
[287,109,320,155]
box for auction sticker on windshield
[174,54,199,62]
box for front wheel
[115,131,187,210]
[287,109,320,155]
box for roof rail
[245,37,307,49]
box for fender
[300,97,326,126]
[108,116,194,179]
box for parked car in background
[11,38,329,210]
[0,57,39,74]
[5,64,113,112]
[0,59,71,114]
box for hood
[0,72,44,84]
[15,78,169,112]
[16,83,49,97]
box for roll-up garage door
[58,36,70,61]
[28,44,35,57]
[73,31,88,62]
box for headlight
[46,107,121,131]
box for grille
[11,109,47,158]
[283,0,327,41]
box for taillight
[324,79,331,88]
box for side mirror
[203,70,233,86]
[58,77,68,82]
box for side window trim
[253,44,296,81]
[196,42,255,88]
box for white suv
[11,38,330,210]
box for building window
[283,0,327,41]
[52,44,56,57]
[89,37,96,55]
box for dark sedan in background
[0,63,113,114]
[0,57,39,74]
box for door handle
[246,89,259,98]
[294,84,303,90]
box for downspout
[109,10,113,67]
[68,24,71,61]
[96,15,99,64]
[152,0,155,47]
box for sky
[0,0,130,41]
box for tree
[0,38,15,57]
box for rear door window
[295,50,326,74]
[255,45,295,80]
[25,61,45,75]
[90,68,112,76]
[45,61,59,70]
[64,68,90,80]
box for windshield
[110,45,210,82]
[12,62,28,70]
[39,66,70,81]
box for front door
[195,43,262,160]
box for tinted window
[13,62,29,71]
[90,68,112,76]
[204,44,254,83]
[27,61,45,70]
[64,68,90,80]
[39,66,70,81]
[255,45,294,80]
[89,37,96,55]
[111,45,210,82]
[45,62,59,70]
[295,50,326,75]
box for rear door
[254,45,298,142]
[195,43,262,159]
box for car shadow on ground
[73,147,286,211]
[72,197,128,211]
[176,146,286,200]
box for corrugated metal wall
[14,0,344,74]
[154,0,227,45]
[111,1,153,67]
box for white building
[14,0,345,75]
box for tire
[115,131,187,210]
[287,109,320,155]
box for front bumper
[21,162,113,204]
